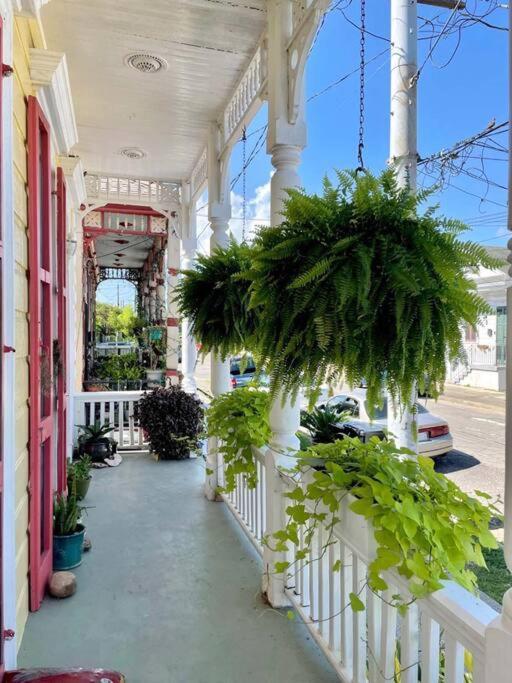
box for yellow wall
[13,14,34,646]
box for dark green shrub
[136,386,204,460]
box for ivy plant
[207,386,271,493]
[270,437,500,604]
[247,169,501,413]
[176,239,258,360]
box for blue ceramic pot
[53,524,86,571]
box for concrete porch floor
[19,453,337,682]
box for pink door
[27,96,54,611]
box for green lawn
[473,545,512,605]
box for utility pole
[388,0,418,451]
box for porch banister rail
[222,446,499,682]
[73,390,145,450]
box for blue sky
[99,1,508,306]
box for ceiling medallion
[124,53,168,74]
[120,147,146,160]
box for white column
[387,0,418,451]
[205,123,232,501]
[181,226,198,394]
[390,0,418,190]
[166,232,180,385]
[261,0,307,607]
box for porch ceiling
[91,231,156,269]
[40,0,266,181]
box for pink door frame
[56,168,67,493]
[27,96,54,612]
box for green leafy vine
[206,386,271,493]
[269,437,500,606]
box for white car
[321,389,453,458]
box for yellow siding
[13,14,34,647]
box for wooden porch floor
[18,453,337,682]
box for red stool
[5,670,125,682]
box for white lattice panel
[83,210,102,228]
[150,216,168,234]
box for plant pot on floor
[68,475,91,501]
[79,437,113,462]
[53,523,86,571]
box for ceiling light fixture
[124,53,168,74]
[120,147,146,160]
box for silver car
[323,390,453,458]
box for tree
[95,303,144,341]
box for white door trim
[1,4,18,668]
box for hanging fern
[247,169,501,412]
[175,239,258,360]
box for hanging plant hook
[241,126,247,242]
[355,0,366,175]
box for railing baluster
[400,601,419,683]
[339,542,353,674]
[379,589,398,683]
[118,400,124,448]
[419,614,440,683]
[367,585,382,682]
[328,542,341,652]
[351,554,366,683]
[309,529,318,622]
[128,400,135,447]
[445,634,465,683]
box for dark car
[230,356,269,389]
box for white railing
[221,447,500,682]
[73,390,146,450]
[462,342,500,367]
[221,446,267,555]
[85,172,181,209]
[222,42,267,148]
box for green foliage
[67,455,92,482]
[94,353,144,381]
[95,303,144,340]
[77,421,114,444]
[136,386,204,460]
[300,405,349,444]
[207,386,271,492]
[176,239,259,360]
[472,544,512,605]
[247,169,500,413]
[53,492,83,536]
[271,437,500,603]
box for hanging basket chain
[242,126,247,243]
[356,0,366,173]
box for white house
[448,246,509,391]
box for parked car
[230,356,268,389]
[320,389,453,457]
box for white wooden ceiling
[41,0,266,181]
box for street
[427,384,505,507]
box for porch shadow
[18,454,338,682]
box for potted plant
[144,328,166,386]
[77,421,117,462]
[67,455,92,500]
[53,492,86,571]
[136,386,204,460]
